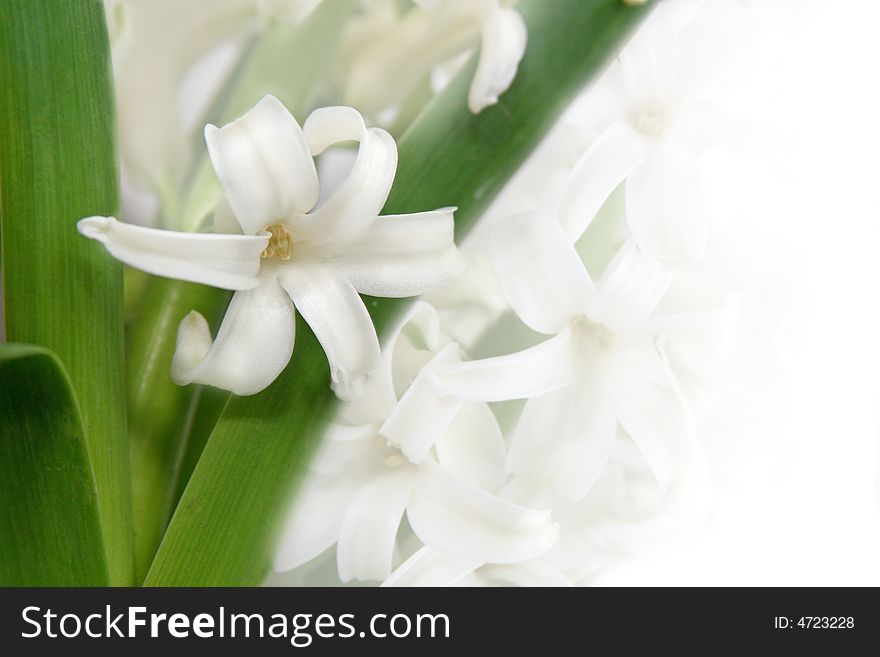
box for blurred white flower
[79,96,461,398]
[108,0,258,205]
[273,302,561,582]
[107,0,329,225]
[495,229,698,500]
[382,426,717,587]
[567,0,753,260]
[383,111,740,508]
[345,0,527,119]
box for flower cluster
[85,0,752,586]
[269,0,750,586]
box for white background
[594,0,880,585]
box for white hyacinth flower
[387,119,740,499]
[345,0,527,118]
[78,95,462,399]
[273,302,567,582]
[495,227,697,501]
[567,0,752,261]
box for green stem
[0,0,133,585]
[145,0,654,586]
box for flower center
[573,316,616,351]
[261,223,293,260]
[631,103,668,138]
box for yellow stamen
[261,223,293,260]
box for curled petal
[77,216,267,290]
[556,122,647,242]
[469,3,527,113]
[302,106,398,240]
[383,330,579,464]
[408,459,559,564]
[279,261,382,400]
[170,276,296,395]
[337,469,414,582]
[205,95,319,235]
[382,546,480,587]
[432,327,580,401]
[329,208,463,297]
[380,344,463,464]
[386,300,449,395]
[491,211,593,334]
[344,301,448,427]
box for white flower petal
[77,216,267,290]
[344,301,448,427]
[605,349,696,491]
[302,106,398,240]
[589,241,671,333]
[272,474,359,573]
[648,295,741,380]
[436,402,507,492]
[407,459,559,564]
[337,469,414,582]
[344,3,480,118]
[382,546,480,587]
[310,423,380,475]
[386,301,451,394]
[618,10,679,102]
[508,375,617,502]
[205,95,319,235]
[382,330,579,465]
[379,344,464,464]
[626,145,709,261]
[329,208,463,297]
[557,122,647,242]
[468,3,527,112]
[432,327,581,401]
[170,275,296,395]
[279,261,382,400]
[491,211,593,334]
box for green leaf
[0,0,132,584]
[145,0,653,586]
[125,0,356,582]
[127,279,229,582]
[0,344,109,586]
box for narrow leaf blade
[0,344,109,586]
[0,0,132,584]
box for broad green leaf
[0,344,109,586]
[146,0,654,586]
[125,1,356,581]
[0,0,132,584]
